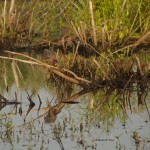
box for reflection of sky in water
[0,82,150,149]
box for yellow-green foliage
[0,0,149,50]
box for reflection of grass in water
[86,89,126,131]
[0,114,12,131]
[85,87,150,132]
[0,61,47,92]
[0,87,149,149]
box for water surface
[0,57,150,150]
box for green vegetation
[0,0,150,91]
[0,60,47,91]
[0,2,149,149]
[0,0,149,52]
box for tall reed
[0,0,149,53]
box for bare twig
[133,31,150,47]
[2,51,92,87]
[135,56,144,77]
[93,59,110,80]
[72,41,80,64]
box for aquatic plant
[0,0,149,53]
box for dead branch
[133,31,150,47]
[3,51,92,87]
[135,56,144,77]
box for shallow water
[0,59,150,150]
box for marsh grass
[0,1,150,142]
[45,50,150,95]
[0,0,149,53]
[0,1,150,96]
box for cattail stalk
[89,0,97,47]
[9,0,16,25]
[2,0,7,33]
